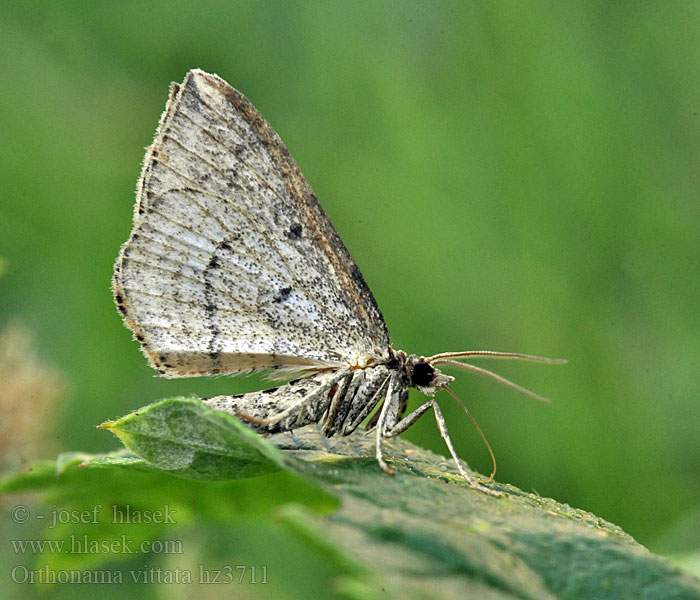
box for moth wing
[113,70,389,378]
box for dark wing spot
[287,223,303,239]
[263,387,279,394]
[273,287,292,303]
[203,246,222,351]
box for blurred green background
[1,0,698,570]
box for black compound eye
[411,362,435,387]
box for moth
[113,69,563,490]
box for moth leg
[374,374,401,476]
[203,371,347,434]
[319,372,353,434]
[429,400,501,495]
[426,399,473,481]
[373,396,432,476]
[364,384,406,433]
[260,372,346,427]
[380,399,433,438]
[380,396,500,495]
[344,373,391,436]
[261,393,321,427]
[295,386,324,429]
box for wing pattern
[113,70,389,377]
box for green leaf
[2,397,698,599]
[98,396,290,479]
[272,429,700,600]
[0,404,338,576]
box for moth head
[409,358,454,395]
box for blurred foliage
[1,0,698,587]
[0,323,64,471]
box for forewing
[113,69,389,377]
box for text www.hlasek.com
[11,535,182,555]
